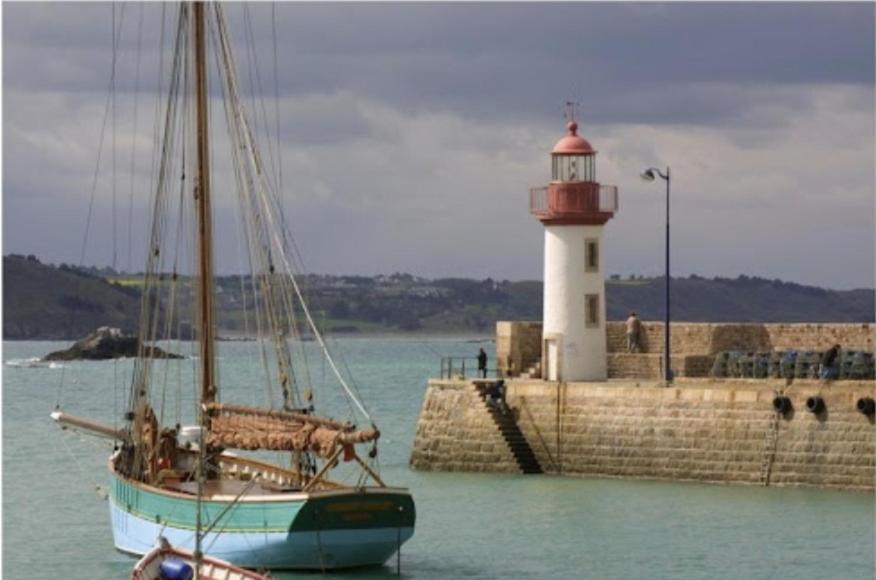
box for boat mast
[194,1,216,408]
[193,0,211,569]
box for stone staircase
[475,383,543,474]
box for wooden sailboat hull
[132,542,268,579]
[109,466,415,570]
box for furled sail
[205,403,379,458]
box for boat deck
[164,478,302,498]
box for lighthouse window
[585,294,600,327]
[585,239,599,272]
[553,154,595,181]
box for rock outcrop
[43,327,182,361]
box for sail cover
[205,403,379,458]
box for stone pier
[411,378,876,491]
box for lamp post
[641,166,672,384]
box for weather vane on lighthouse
[564,100,580,123]
[529,107,619,382]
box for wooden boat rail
[156,449,346,493]
[215,453,343,491]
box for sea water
[3,338,874,579]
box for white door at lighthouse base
[545,338,559,381]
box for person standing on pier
[821,344,841,380]
[626,312,642,353]
[477,348,488,378]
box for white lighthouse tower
[530,116,618,381]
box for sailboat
[51,2,415,571]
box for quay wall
[497,322,874,378]
[605,322,874,355]
[410,379,876,491]
[410,379,521,474]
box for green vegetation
[3,255,141,339]
[3,254,873,340]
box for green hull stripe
[110,472,415,533]
[108,496,293,533]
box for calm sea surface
[3,338,874,579]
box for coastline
[2,332,497,342]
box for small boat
[132,538,268,580]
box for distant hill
[604,275,874,323]
[2,255,873,339]
[3,255,141,339]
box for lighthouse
[530,117,618,381]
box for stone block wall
[498,321,874,379]
[606,323,775,355]
[508,380,875,490]
[606,354,714,379]
[411,378,876,490]
[605,322,873,354]
[605,322,719,354]
[410,380,521,473]
[607,354,664,379]
[766,324,874,352]
[496,321,542,377]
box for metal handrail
[599,185,619,212]
[439,356,501,380]
[530,187,549,212]
[529,184,618,215]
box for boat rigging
[52,2,415,571]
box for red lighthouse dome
[529,118,618,226]
[551,121,595,155]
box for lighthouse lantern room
[530,116,618,381]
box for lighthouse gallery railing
[529,185,618,217]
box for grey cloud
[5,3,873,124]
[3,2,874,290]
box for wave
[5,357,64,369]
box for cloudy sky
[3,2,874,289]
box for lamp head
[640,169,656,182]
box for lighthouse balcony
[530,184,618,224]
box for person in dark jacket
[485,379,508,414]
[477,348,488,378]
[821,344,841,380]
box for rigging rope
[128,4,189,479]
[75,2,124,268]
[211,7,299,411]
[127,2,145,273]
[207,12,280,410]
[214,5,374,423]
[112,2,118,271]
[271,3,287,244]
[57,3,127,410]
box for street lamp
[641,166,673,384]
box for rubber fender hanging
[856,397,876,416]
[805,396,825,414]
[772,396,792,415]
